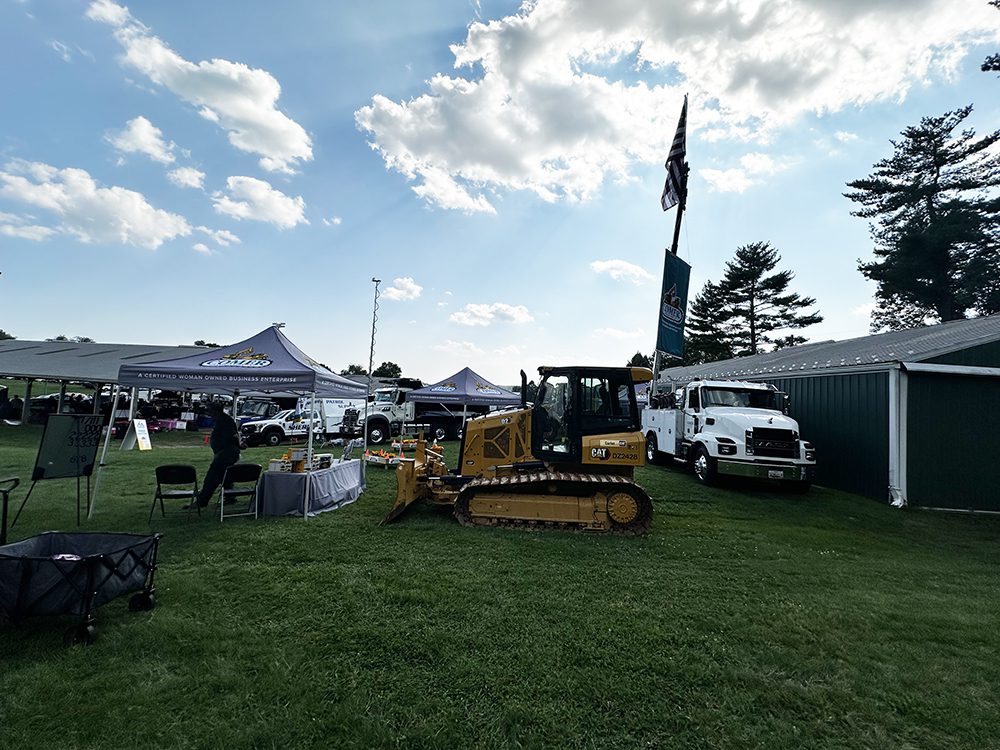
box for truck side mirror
[783,395,791,415]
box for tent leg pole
[304,392,315,521]
[88,384,120,520]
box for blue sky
[1,0,998,385]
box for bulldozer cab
[531,366,646,463]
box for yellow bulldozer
[381,365,654,534]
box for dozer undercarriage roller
[453,470,653,535]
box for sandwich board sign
[120,418,153,451]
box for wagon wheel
[128,592,156,612]
[63,623,97,646]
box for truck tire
[263,429,283,447]
[692,444,717,486]
[645,432,661,465]
[433,425,448,442]
[367,423,387,445]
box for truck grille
[342,408,359,432]
[748,427,798,458]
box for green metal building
[656,315,1000,511]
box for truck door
[681,386,699,439]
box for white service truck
[641,378,816,491]
[295,397,366,436]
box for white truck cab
[240,408,321,448]
[641,378,816,490]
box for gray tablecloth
[255,460,364,517]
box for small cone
[203,435,210,445]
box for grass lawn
[0,422,998,749]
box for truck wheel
[367,423,387,445]
[692,445,717,486]
[433,426,448,442]
[645,432,661,465]
[263,430,282,447]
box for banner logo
[201,346,272,368]
[430,381,457,392]
[475,382,502,395]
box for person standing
[190,401,241,508]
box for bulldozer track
[453,469,653,535]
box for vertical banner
[655,252,691,358]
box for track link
[453,469,653,535]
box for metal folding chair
[219,463,262,521]
[150,465,199,521]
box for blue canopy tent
[91,326,367,519]
[405,367,520,434]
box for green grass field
[0,422,997,749]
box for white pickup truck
[240,409,320,448]
[641,378,816,491]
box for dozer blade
[379,458,423,525]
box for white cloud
[433,339,483,355]
[0,223,58,241]
[192,242,211,254]
[450,302,533,326]
[852,302,876,317]
[493,345,521,356]
[196,226,241,247]
[356,0,999,212]
[211,176,307,229]
[167,166,205,189]
[87,0,312,174]
[383,277,423,301]
[107,116,176,164]
[700,152,786,194]
[590,259,653,284]
[322,216,342,226]
[50,40,73,62]
[0,159,190,249]
[593,327,645,339]
[835,131,859,143]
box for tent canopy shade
[117,326,366,398]
[405,367,520,406]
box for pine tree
[845,105,1000,331]
[684,280,736,364]
[716,242,823,356]
[0,329,14,341]
[626,352,653,368]
[984,1,1000,74]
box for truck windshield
[701,388,780,410]
[374,391,394,403]
[239,401,273,417]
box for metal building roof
[0,339,209,383]
[659,314,1000,383]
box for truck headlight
[717,436,736,456]
[804,442,815,461]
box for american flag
[660,95,688,212]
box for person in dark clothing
[189,401,241,508]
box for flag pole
[653,95,690,396]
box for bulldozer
[381,365,654,535]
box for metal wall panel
[926,341,1000,368]
[764,372,890,501]
[906,372,1000,511]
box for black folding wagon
[0,531,161,644]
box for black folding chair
[150,465,200,521]
[1,477,19,545]
[219,463,262,521]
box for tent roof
[0,339,209,383]
[405,367,520,406]
[117,326,367,398]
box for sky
[1,0,998,386]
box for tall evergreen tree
[684,280,735,364]
[984,1,1000,74]
[716,242,823,356]
[0,329,14,341]
[845,105,1000,331]
[626,351,653,368]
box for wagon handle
[0,477,19,546]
